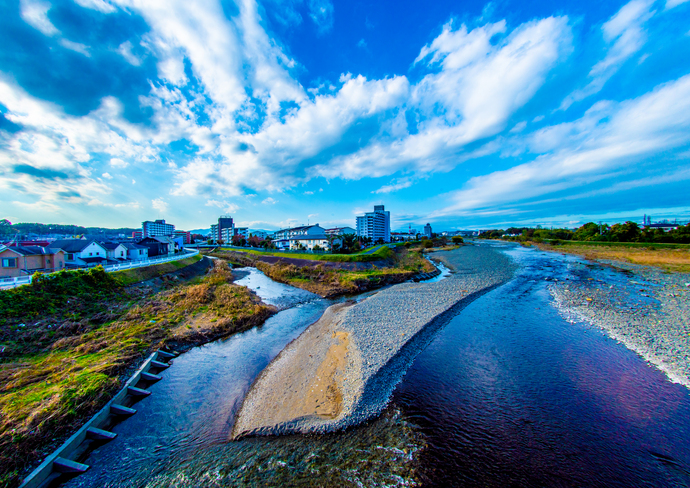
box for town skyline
[2,0,690,231]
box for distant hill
[188,228,211,235]
[0,220,137,237]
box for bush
[451,236,464,244]
[422,240,433,249]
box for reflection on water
[392,244,690,487]
[66,247,690,487]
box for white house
[288,234,332,251]
[100,241,128,260]
[51,239,109,267]
[273,224,326,250]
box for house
[288,234,332,251]
[50,239,109,267]
[138,236,176,257]
[325,226,356,236]
[99,241,128,261]
[272,224,326,250]
[122,242,149,261]
[0,245,66,277]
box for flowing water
[64,245,690,487]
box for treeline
[0,219,137,237]
[479,221,690,244]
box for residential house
[0,245,66,278]
[122,242,149,261]
[100,241,128,261]
[325,226,356,236]
[51,239,109,268]
[138,236,176,257]
[288,234,332,251]
[272,224,326,250]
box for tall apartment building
[210,216,234,243]
[142,219,175,238]
[356,205,391,243]
[423,223,432,239]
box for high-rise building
[423,223,432,239]
[142,219,175,237]
[356,205,391,243]
[210,215,234,242]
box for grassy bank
[0,260,274,487]
[111,253,202,286]
[212,246,436,297]
[533,241,690,273]
[217,245,393,263]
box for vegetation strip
[0,258,274,488]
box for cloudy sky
[1,0,689,232]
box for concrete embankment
[232,244,517,438]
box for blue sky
[1,0,689,232]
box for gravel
[550,259,690,388]
[233,245,517,438]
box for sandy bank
[232,245,516,438]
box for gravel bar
[550,259,690,388]
[232,245,516,438]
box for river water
[64,244,690,487]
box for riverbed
[63,243,690,487]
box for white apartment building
[142,219,175,237]
[272,224,326,249]
[356,205,391,243]
[424,223,433,239]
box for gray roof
[50,239,101,252]
[122,242,147,250]
[1,246,64,256]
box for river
[64,243,690,487]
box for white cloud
[561,0,655,109]
[318,16,572,180]
[262,197,278,204]
[73,0,116,13]
[102,172,113,179]
[110,158,128,168]
[117,41,141,66]
[373,178,413,194]
[60,39,91,56]
[434,74,690,217]
[152,197,168,213]
[303,190,314,195]
[308,0,334,34]
[666,0,689,7]
[20,0,59,36]
[205,199,239,213]
[357,39,367,48]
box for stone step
[150,360,170,369]
[86,427,117,441]
[53,457,89,474]
[127,386,151,397]
[110,404,136,416]
[140,372,162,382]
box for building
[423,223,432,239]
[132,230,143,239]
[250,230,269,239]
[142,219,175,238]
[173,230,192,245]
[356,205,391,243]
[220,227,235,243]
[325,226,357,236]
[272,224,326,250]
[122,242,149,261]
[138,236,176,257]
[210,216,234,243]
[289,234,331,251]
[0,245,65,278]
[235,227,249,239]
[99,241,128,260]
[51,239,110,267]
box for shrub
[422,240,433,249]
[451,236,464,244]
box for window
[1,258,17,268]
[67,253,74,260]
[89,252,93,256]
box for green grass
[217,246,393,262]
[111,254,202,286]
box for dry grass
[0,260,274,487]
[535,242,690,273]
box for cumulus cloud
[262,197,278,204]
[373,178,413,194]
[20,0,59,36]
[152,197,168,213]
[561,0,655,109]
[205,199,239,213]
[102,172,113,179]
[308,0,334,34]
[110,158,128,168]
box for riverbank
[208,246,437,298]
[549,259,690,388]
[232,245,517,438]
[0,259,275,487]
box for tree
[0,219,13,236]
[573,222,602,241]
[451,236,464,244]
[341,234,358,253]
[608,221,641,242]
